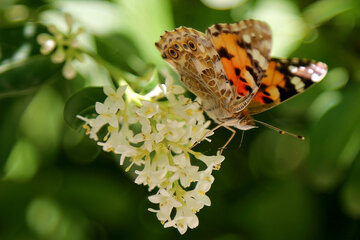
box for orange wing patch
[206,20,272,98]
[213,33,254,96]
[246,58,328,114]
[252,60,284,105]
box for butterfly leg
[192,122,226,149]
[219,127,236,154]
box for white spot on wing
[243,34,251,43]
[289,65,298,74]
[291,76,305,90]
[311,73,323,82]
[244,70,255,84]
[251,49,267,69]
[310,63,327,82]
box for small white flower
[183,189,211,212]
[104,85,127,111]
[165,77,186,95]
[62,59,76,79]
[37,33,56,54]
[51,47,66,63]
[164,119,186,142]
[170,164,199,188]
[148,189,182,221]
[135,160,168,190]
[76,115,100,141]
[94,102,119,129]
[133,118,154,152]
[37,13,85,80]
[198,154,225,169]
[164,207,199,234]
[136,101,159,118]
[196,168,215,193]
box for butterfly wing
[206,19,272,112]
[246,58,328,115]
[155,27,236,120]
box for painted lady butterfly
[156,19,327,152]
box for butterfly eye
[183,43,188,49]
[188,40,196,50]
[174,43,180,49]
[168,48,178,58]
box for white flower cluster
[37,13,84,79]
[78,78,225,234]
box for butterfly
[155,19,328,153]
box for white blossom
[94,102,118,129]
[164,206,199,234]
[78,79,226,234]
[104,85,127,111]
[148,189,182,221]
[37,13,85,79]
[136,100,159,118]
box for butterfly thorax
[213,109,257,130]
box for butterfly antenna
[238,130,245,148]
[254,119,305,140]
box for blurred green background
[1,0,360,239]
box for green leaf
[341,154,360,218]
[303,0,355,26]
[120,0,174,65]
[125,68,160,94]
[0,55,61,98]
[63,126,101,163]
[306,88,360,191]
[64,87,106,130]
[0,96,33,171]
[233,180,318,240]
[95,34,145,75]
[0,23,46,61]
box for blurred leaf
[249,131,307,178]
[233,180,319,240]
[0,23,46,61]
[3,138,40,182]
[95,34,146,75]
[51,1,121,34]
[341,154,360,218]
[306,88,360,190]
[64,87,106,130]
[0,55,61,98]
[303,0,355,26]
[307,90,342,122]
[26,196,90,240]
[201,0,246,10]
[127,68,160,94]
[319,67,349,91]
[119,0,174,65]
[26,197,62,237]
[63,127,100,163]
[141,69,160,93]
[56,170,135,228]
[19,85,64,159]
[0,96,32,171]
